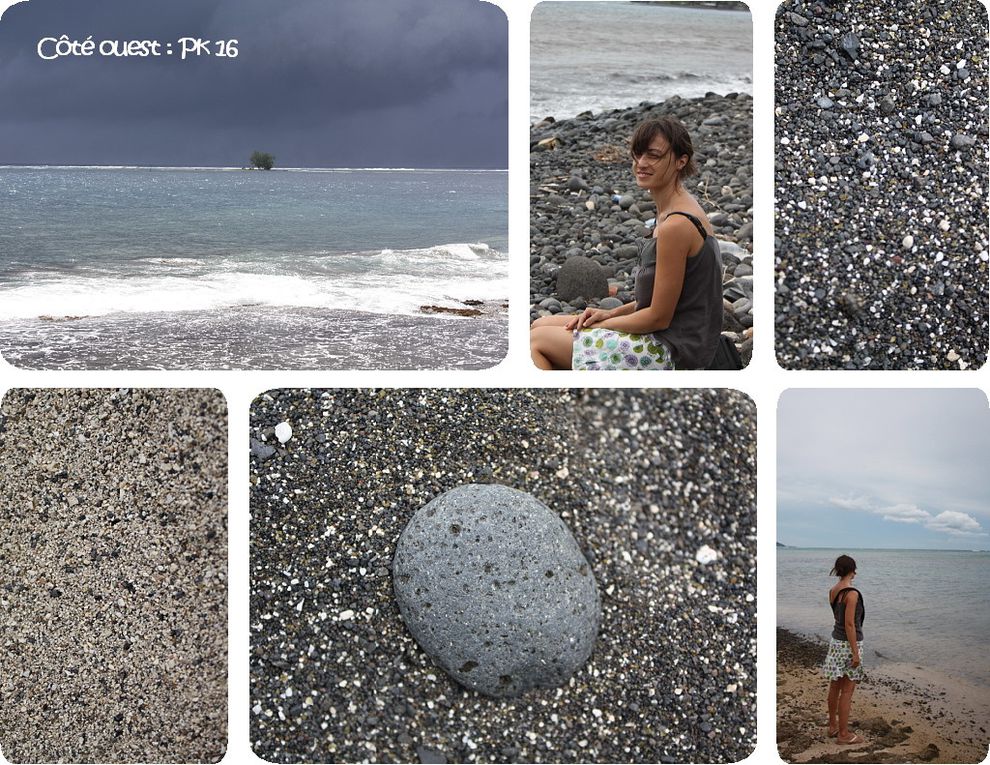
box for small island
[249,150,275,170]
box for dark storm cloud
[0,0,507,167]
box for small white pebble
[338,609,354,620]
[275,421,292,444]
[957,58,967,69]
[857,132,870,143]
[947,350,960,362]
[797,200,808,210]
[902,235,914,249]
[940,64,951,75]
[695,545,718,564]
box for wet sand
[0,303,508,370]
[777,628,989,763]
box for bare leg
[827,679,841,735]
[837,676,858,741]
[531,314,577,329]
[530,325,575,370]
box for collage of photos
[0,0,987,764]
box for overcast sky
[0,0,507,168]
[778,389,990,551]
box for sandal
[837,733,863,745]
[827,727,839,738]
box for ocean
[777,547,990,686]
[0,166,508,369]
[530,1,753,121]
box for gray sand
[0,389,228,763]
[250,388,756,763]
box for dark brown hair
[630,116,697,180]
[830,554,857,577]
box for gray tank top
[633,212,723,369]
[830,587,865,641]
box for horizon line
[777,544,988,552]
[0,163,508,172]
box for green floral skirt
[822,638,866,682]
[572,328,675,370]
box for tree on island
[250,151,275,170]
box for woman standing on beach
[530,116,722,370]
[825,554,866,745]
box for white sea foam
[0,243,508,320]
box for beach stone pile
[530,93,755,364]
[250,388,756,764]
[393,484,600,698]
[775,0,988,369]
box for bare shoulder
[656,214,700,253]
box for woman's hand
[566,307,611,331]
[850,653,861,668]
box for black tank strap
[831,586,864,609]
[664,211,708,240]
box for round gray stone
[392,484,600,698]
[556,255,608,302]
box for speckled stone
[393,484,599,697]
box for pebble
[696,545,719,564]
[902,235,914,250]
[393,484,600,697]
[274,421,292,444]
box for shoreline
[0,303,508,370]
[777,628,989,763]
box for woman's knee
[530,326,573,368]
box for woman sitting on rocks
[530,116,722,370]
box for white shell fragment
[695,545,719,565]
[275,421,293,444]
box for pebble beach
[0,389,228,763]
[250,388,756,763]
[530,94,755,364]
[774,0,989,370]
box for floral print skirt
[822,638,866,682]
[572,328,675,370]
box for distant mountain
[777,542,788,547]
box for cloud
[829,496,986,536]
[880,503,932,524]
[829,496,873,511]
[927,511,987,537]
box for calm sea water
[778,547,990,685]
[0,166,508,368]
[530,2,752,121]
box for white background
[0,0,987,763]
